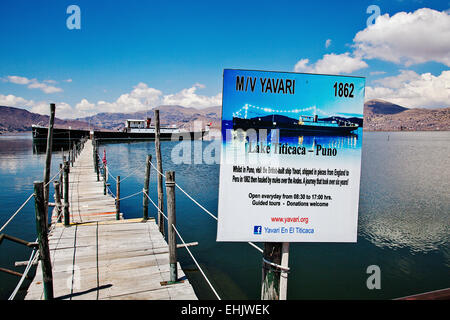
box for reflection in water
[359,132,450,256]
[229,128,360,150]
[360,210,449,253]
[0,131,449,299]
[224,128,361,165]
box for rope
[0,193,35,233]
[172,224,221,300]
[106,186,116,198]
[148,161,263,253]
[44,168,63,188]
[8,240,38,300]
[120,162,146,182]
[143,190,221,300]
[106,166,117,182]
[247,241,264,253]
[262,258,290,272]
[118,190,142,201]
[9,194,65,300]
[143,190,166,219]
[148,162,218,220]
[1,167,63,233]
[149,160,164,176]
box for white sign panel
[217,69,365,242]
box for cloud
[69,83,221,118]
[325,39,332,49]
[365,70,450,108]
[1,82,222,119]
[63,79,73,83]
[369,71,387,76]
[7,76,31,85]
[354,8,450,66]
[73,82,163,117]
[294,52,368,74]
[4,75,63,94]
[162,83,222,108]
[28,81,62,94]
[0,94,31,107]
[30,101,73,118]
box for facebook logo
[253,226,262,235]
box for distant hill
[0,106,99,133]
[1,100,448,133]
[364,99,408,115]
[363,99,450,131]
[76,105,222,131]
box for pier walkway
[25,141,197,300]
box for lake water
[0,131,449,300]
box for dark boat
[232,114,359,135]
[32,118,209,146]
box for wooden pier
[25,140,197,300]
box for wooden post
[115,176,120,220]
[71,142,75,167]
[279,242,290,300]
[72,142,76,165]
[142,155,152,220]
[95,145,100,182]
[93,142,97,173]
[33,181,54,300]
[155,110,165,236]
[63,161,70,226]
[103,165,107,195]
[68,152,71,168]
[165,171,177,282]
[43,103,55,220]
[261,242,282,300]
[53,181,62,223]
[59,163,63,199]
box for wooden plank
[25,140,197,300]
[395,288,450,300]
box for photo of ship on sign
[232,111,360,135]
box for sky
[0,0,448,119]
[221,69,366,120]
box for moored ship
[233,114,359,135]
[32,118,210,146]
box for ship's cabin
[126,118,151,129]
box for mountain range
[0,100,448,133]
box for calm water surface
[0,131,448,299]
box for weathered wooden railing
[0,103,89,299]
